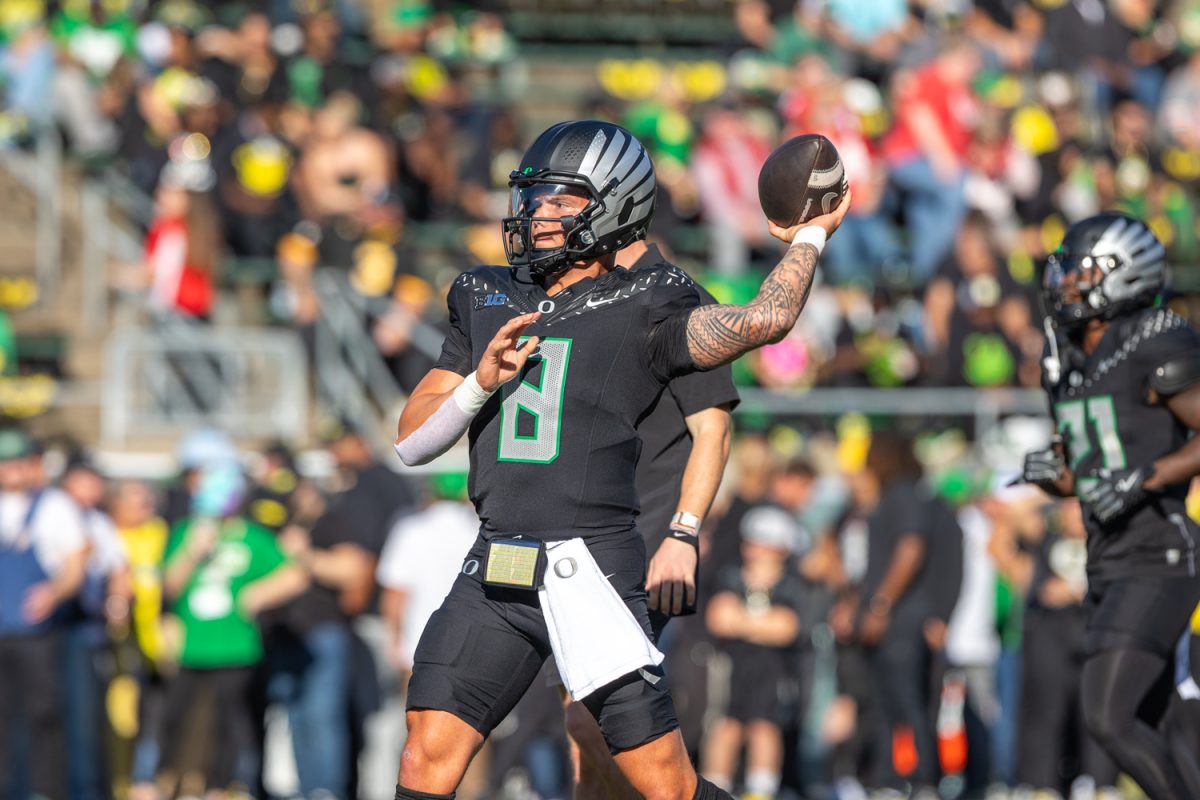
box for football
[757,133,848,228]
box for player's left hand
[1082,465,1156,526]
[646,538,698,616]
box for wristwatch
[669,511,701,548]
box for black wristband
[668,526,700,549]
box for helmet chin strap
[1042,316,1063,385]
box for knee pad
[693,776,735,800]
[396,785,455,800]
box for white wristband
[451,371,495,414]
[791,226,827,255]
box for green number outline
[497,337,571,464]
[1055,399,1090,469]
[1055,394,1127,498]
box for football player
[562,236,738,800]
[391,119,850,800]
[1022,213,1200,799]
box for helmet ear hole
[617,197,635,226]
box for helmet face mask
[503,178,603,280]
[1042,213,1166,332]
[503,121,657,280]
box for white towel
[537,538,664,700]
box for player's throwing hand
[767,190,853,245]
[476,312,541,393]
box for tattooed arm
[685,192,852,369]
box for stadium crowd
[5,0,1200,799]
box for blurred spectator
[1014,499,1119,798]
[939,473,1003,792]
[264,453,378,800]
[158,460,307,797]
[0,13,56,140]
[377,472,477,677]
[923,211,1041,388]
[323,420,418,558]
[293,91,394,232]
[691,101,773,275]
[781,55,899,285]
[60,456,127,800]
[1159,49,1200,151]
[0,428,87,800]
[282,5,377,116]
[107,478,172,798]
[48,0,130,156]
[852,432,937,794]
[816,0,917,84]
[966,0,1043,71]
[1094,98,1162,214]
[703,504,806,799]
[882,38,981,285]
[985,484,1050,786]
[139,158,223,320]
[704,433,774,595]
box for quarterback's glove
[1081,466,1156,526]
[1022,437,1066,488]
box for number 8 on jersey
[498,338,572,464]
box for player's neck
[1079,320,1109,355]
[543,255,616,296]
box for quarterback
[393,120,849,800]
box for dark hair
[865,431,923,488]
[778,455,816,481]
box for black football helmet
[1042,213,1166,330]
[503,120,656,280]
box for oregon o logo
[462,559,480,575]
[538,300,556,314]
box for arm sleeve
[432,277,474,377]
[644,270,705,383]
[394,391,477,466]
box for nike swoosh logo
[1117,475,1138,493]
[586,295,619,308]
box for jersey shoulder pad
[1129,307,1196,362]
[452,265,512,294]
[645,262,700,290]
[451,266,537,313]
[1134,308,1200,396]
[1079,308,1192,388]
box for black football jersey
[1045,307,1200,579]
[433,263,703,538]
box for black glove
[1082,465,1156,526]
[1022,438,1066,488]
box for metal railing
[0,134,63,308]
[310,269,447,452]
[102,314,309,444]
